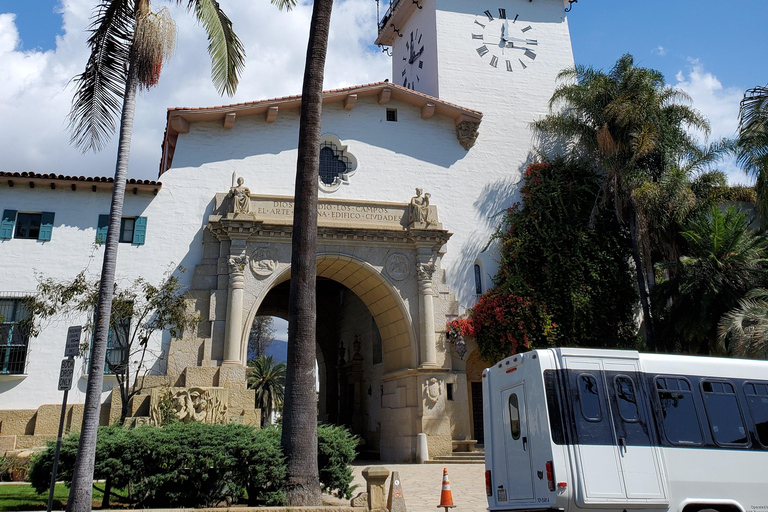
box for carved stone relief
[149,387,229,425]
[250,247,278,277]
[385,253,410,281]
[423,377,442,405]
[416,262,435,281]
[456,121,480,151]
[228,254,248,273]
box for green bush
[318,424,359,499]
[27,421,357,507]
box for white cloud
[673,59,748,185]
[0,0,389,180]
[653,45,666,56]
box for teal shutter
[95,214,109,244]
[38,212,55,241]
[0,210,16,239]
[132,217,147,245]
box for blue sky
[7,0,765,87]
[0,0,765,183]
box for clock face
[471,8,538,72]
[401,29,425,90]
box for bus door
[603,360,667,502]
[562,357,626,503]
[500,383,534,501]
[563,357,668,505]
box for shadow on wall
[449,158,531,306]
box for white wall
[0,0,575,411]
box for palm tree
[736,86,768,216]
[281,0,334,504]
[247,355,286,426]
[719,288,768,359]
[65,1,290,510]
[655,206,768,355]
[533,54,711,350]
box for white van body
[482,348,768,512]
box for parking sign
[64,326,82,358]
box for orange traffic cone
[437,467,457,511]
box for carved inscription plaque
[250,196,409,230]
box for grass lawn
[0,483,106,511]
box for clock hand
[408,46,424,64]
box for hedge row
[28,422,358,508]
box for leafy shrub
[0,455,32,482]
[317,424,359,499]
[27,421,357,507]
[470,292,558,363]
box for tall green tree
[64,1,286,509]
[736,86,768,216]
[533,54,712,350]
[26,269,200,423]
[655,206,768,355]
[247,355,286,427]
[248,316,276,359]
[482,159,638,356]
[282,0,334,504]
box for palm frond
[68,0,134,153]
[179,0,246,96]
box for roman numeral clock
[472,8,538,72]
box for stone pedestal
[362,466,390,511]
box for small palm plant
[247,355,287,427]
[719,288,768,358]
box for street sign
[58,359,75,391]
[64,326,82,358]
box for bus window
[577,374,602,422]
[655,377,703,445]
[509,393,521,440]
[701,380,748,446]
[615,375,639,422]
[744,381,768,447]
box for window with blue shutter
[38,212,55,241]
[95,215,109,244]
[0,210,17,240]
[132,216,147,245]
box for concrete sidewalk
[341,462,488,512]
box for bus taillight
[485,470,492,496]
[545,461,555,491]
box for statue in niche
[229,175,251,214]
[409,188,433,228]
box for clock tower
[375,0,575,125]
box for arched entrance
[181,190,470,461]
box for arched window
[474,263,483,295]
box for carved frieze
[149,387,229,425]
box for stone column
[223,240,248,366]
[417,261,438,367]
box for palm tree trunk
[281,0,333,505]
[66,59,137,512]
[629,208,657,351]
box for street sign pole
[46,385,69,512]
[47,326,80,512]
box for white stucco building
[0,0,575,462]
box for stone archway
[168,187,472,462]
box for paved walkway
[339,462,488,512]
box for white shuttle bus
[482,348,768,512]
